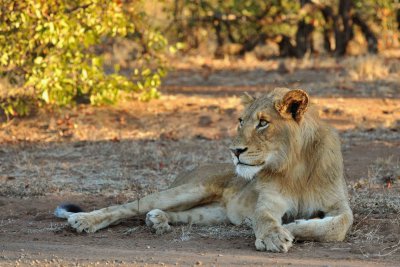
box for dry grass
[343,55,390,81]
[0,139,231,198]
[348,157,400,256]
[389,60,400,74]
[349,156,400,190]
[368,156,400,187]
[0,218,15,228]
[350,190,400,216]
[118,219,254,241]
[23,223,67,234]
[349,156,400,217]
[121,226,147,236]
[282,56,338,71]
[173,223,253,242]
[0,55,399,264]
[118,221,253,242]
[0,179,58,197]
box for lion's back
[169,163,235,188]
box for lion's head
[230,88,317,180]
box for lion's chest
[288,193,326,220]
[224,185,258,225]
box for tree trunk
[295,20,314,57]
[397,8,400,31]
[171,0,185,42]
[295,0,314,58]
[237,33,268,56]
[213,12,225,58]
[320,5,334,53]
[334,0,353,56]
[279,35,297,57]
[352,13,378,53]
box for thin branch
[65,3,93,14]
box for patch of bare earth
[1,56,399,266]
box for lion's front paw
[146,209,171,235]
[68,212,102,233]
[255,226,294,253]
[283,219,307,235]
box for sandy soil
[1,56,400,266]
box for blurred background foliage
[0,0,399,118]
[163,0,399,57]
[0,0,168,118]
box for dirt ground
[1,56,400,266]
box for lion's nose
[230,147,248,158]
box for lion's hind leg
[145,203,228,234]
[145,209,172,234]
[67,183,214,233]
[54,203,84,219]
[284,209,353,242]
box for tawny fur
[62,88,353,253]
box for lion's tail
[54,203,84,219]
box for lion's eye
[238,118,244,128]
[257,119,269,129]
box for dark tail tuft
[54,203,84,219]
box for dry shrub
[388,60,400,74]
[349,156,400,240]
[350,190,400,216]
[343,55,390,80]
[368,156,400,187]
[281,57,337,72]
[0,179,58,197]
[349,156,400,190]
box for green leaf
[42,90,50,103]
[34,57,43,65]
[0,0,166,118]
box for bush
[165,0,398,58]
[0,0,167,118]
[343,55,390,81]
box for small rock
[194,134,212,140]
[207,105,219,111]
[160,131,179,141]
[223,108,236,116]
[277,61,292,74]
[198,116,213,127]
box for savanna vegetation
[165,0,399,57]
[0,0,167,118]
[0,0,399,118]
[0,1,399,265]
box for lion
[55,88,353,253]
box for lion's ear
[275,89,309,122]
[241,92,255,107]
